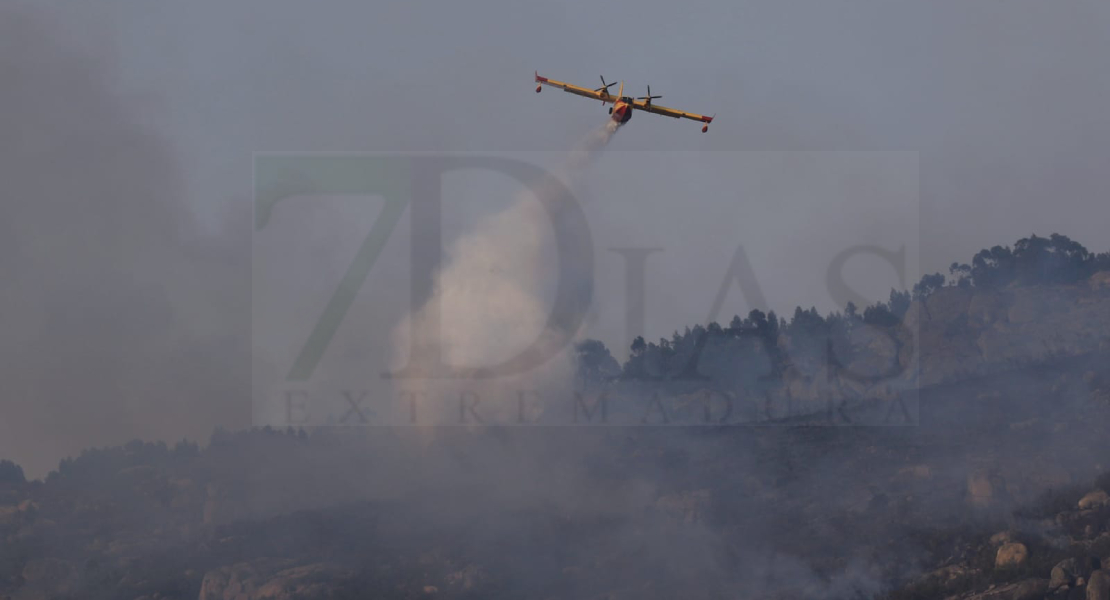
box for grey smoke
[1,5,1108,598]
[5,1,1108,475]
[0,7,249,477]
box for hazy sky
[3,0,1109,474]
[43,4,1107,205]
[60,0,1110,277]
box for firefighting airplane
[534,72,715,132]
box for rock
[1090,271,1110,291]
[894,273,1110,388]
[1079,490,1110,510]
[199,560,352,600]
[968,292,1004,326]
[1051,558,1082,589]
[912,280,1110,386]
[1007,292,1044,324]
[1005,579,1048,600]
[995,541,1029,569]
[446,564,489,591]
[925,286,975,325]
[0,500,35,526]
[927,563,977,584]
[1088,569,1110,600]
[990,531,1015,546]
[969,469,1002,508]
[844,323,902,380]
[255,563,353,599]
[198,559,283,600]
[962,578,1048,600]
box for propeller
[594,75,618,94]
[636,84,662,103]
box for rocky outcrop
[959,579,1048,600]
[911,275,1110,387]
[1090,271,1110,291]
[198,560,353,600]
[445,564,489,592]
[1080,490,1110,510]
[894,486,1110,600]
[995,542,1029,569]
[1088,569,1110,600]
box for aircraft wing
[631,99,714,125]
[535,72,613,103]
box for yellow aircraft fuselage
[609,98,634,125]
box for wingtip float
[535,71,714,133]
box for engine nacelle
[535,85,542,93]
[701,124,708,133]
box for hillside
[1,234,1110,600]
[572,233,1110,425]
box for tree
[574,339,620,388]
[0,460,24,485]
[609,232,1107,390]
[863,302,899,327]
[1096,251,1110,272]
[888,289,911,319]
[1014,233,1092,284]
[971,245,1016,288]
[623,336,649,379]
[965,234,1095,287]
[949,262,972,287]
[912,273,946,301]
[173,439,200,457]
[766,310,781,341]
[728,314,744,333]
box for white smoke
[392,120,621,422]
[567,119,622,171]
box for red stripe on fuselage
[611,103,632,123]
